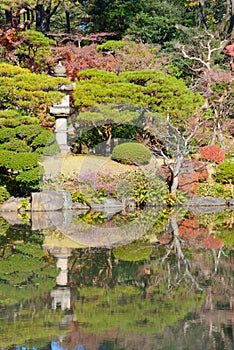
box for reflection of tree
[0,220,66,348]
[73,285,204,335]
[159,215,203,291]
[0,219,59,305]
[0,305,65,349]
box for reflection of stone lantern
[49,247,72,310]
[50,61,75,155]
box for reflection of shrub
[113,240,152,261]
[217,231,234,248]
[0,186,10,204]
[197,179,232,198]
[199,145,225,164]
[111,142,151,165]
[215,161,234,184]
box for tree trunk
[42,10,51,33]
[170,156,183,196]
[36,5,43,31]
[5,10,12,26]
[65,10,71,33]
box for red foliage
[203,235,224,249]
[199,145,226,164]
[223,43,234,57]
[49,44,116,80]
[156,159,209,195]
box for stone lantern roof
[53,61,66,77]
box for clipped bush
[97,40,126,53]
[16,166,43,191]
[0,138,31,153]
[215,161,234,184]
[32,129,55,147]
[111,142,151,165]
[199,145,225,164]
[15,125,44,141]
[0,128,16,142]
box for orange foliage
[199,145,226,164]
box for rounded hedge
[111,142,151,165]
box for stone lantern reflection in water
[49,247,72,311]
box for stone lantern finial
[53,60,66,77]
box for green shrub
[215,161,234,184]
[0,150,38,171]
[197,179,232,199]
[114,170,168,206]
[111,142,151,165]
[0,128,16,142]
[15,125,43,141]
[0,186,10,204]
[0,139,32,152]
[32,129,56,147]
[97,40,126,53]
[16,166,43,191]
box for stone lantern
[50,61,75,155]
[53,61,67,77]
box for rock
[0,197,24,212]
[72,202,90,210]
[31,191,72,211]
[185,196,226,207]
[91,196,123,212]
[186,206,228,214]
[31,210,73,230]
[0,212,27,225]
[58,190,73,209]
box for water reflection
[0,208,233,350]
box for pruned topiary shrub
[111,142,151,165]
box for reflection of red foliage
[199,145,226,164]
[203,235,224,249]
[179,218,209,243]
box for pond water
[0,207,233,350]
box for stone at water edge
[185,196,227,206]
[31,190,73,211]
[0,197,25,212]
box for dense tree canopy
[73,69,204,119]
[0,63,68,195]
